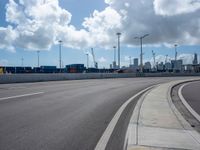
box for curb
[178,83,200,122]
[126,78,200,150]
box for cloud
[154,0,200,16]
[98,57,107,63]
[0,26,17,52]
[0,0,200,52]
[2,0,83,51]
[148,53,196,65]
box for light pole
[37,50,40,67]
[113,46,116,63]
[58,40,62,73]
[86,53,89,69]
[129,56,132,67]
[116,32,121,69]
[113,46,116,69]
[174,44,178,61]
[134,34,149,73]
[174,44,178,71]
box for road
[182,80,200,115]
[0,77,191,150]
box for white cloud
[154,0,200,16]
[0,26,17,52]
[178,53,194,64]
[98,57,107,63]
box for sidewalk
[126,80,200,150]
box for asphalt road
[182,80,200,115]
[0,77,192,150]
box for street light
[58,40,62,73]
[86,53,89,69]
[113,46,116,63]
[174,44,178,72]
[174,44,178,61]
[116,32,121,69]
[134,34,149,73]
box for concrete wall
[0,73,200,84]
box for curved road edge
[178,83,200,122]
[125,78,200,150]
[94,85,157,150]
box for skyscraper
[193,53,198,65]
[134,58,139,67]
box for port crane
[91,48,98,69]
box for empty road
[0,77,193,150]
[182,80,200,115]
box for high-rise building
[134,58,139,67]
[193,53,198,65]
[144,62,151,70]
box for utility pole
[174,44,178,61]
[129,56,132,66]
[113,46,116,63]
[134,34,149,73]
[174,44,178,71]
[152,50,156,70]
[116,32,121,69]
[37,50,40,67]
[58,40,62,73]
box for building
[157,62,164,71]
[193,53,198,65]
[134,58,139,67]
[165,62,172,71]
[112,61,117,69]
[144,62,151,72]
[171,60,183,72]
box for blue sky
[0,0,200,68]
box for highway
[182,80,200,115]
[0,77,191,150]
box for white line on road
[179,83,200,122]
[94,85,156,150]
[0,92,44,101]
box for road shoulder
[126,79,200,150]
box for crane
[91,48,98,69]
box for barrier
[0,73,199,84]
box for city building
[134,58,139,67]
[157,62,164,71]
[165,62,172,71]
[193,53,198,65]
[144,62,151,72]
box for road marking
[0,92,44,101]
[178,83,200,122]
[94,85,156,150]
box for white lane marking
[0,92,44,101]
[94,85,156,150]
[179,83,200,122]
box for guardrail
[0,73,199,84]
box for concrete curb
[178,83,200,122]
[126,78,200,150]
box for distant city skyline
[0,0,200,68]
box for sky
[0,0,200,68]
